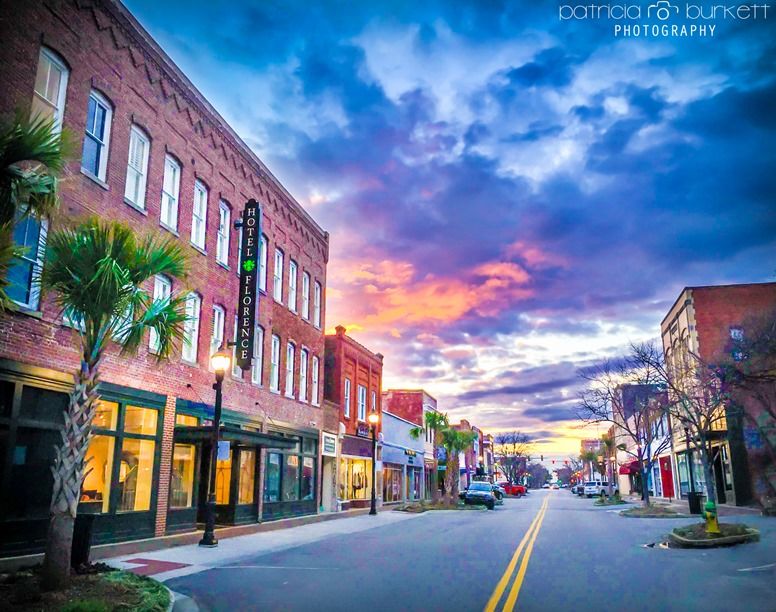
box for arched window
[31,46,69,133]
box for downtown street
[106,490,776,612]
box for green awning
[174,425,297,449]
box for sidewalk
[106,510,423,582]
[623,494,763,516]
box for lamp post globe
[368,412,379,515]
[199,346,232,547]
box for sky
[125,0,776,460]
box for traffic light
[552,460,555,464]
[540,455,544,461]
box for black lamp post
[368,411,380,515]
[684,426,696,495]
[199,348,232,547]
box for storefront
[0,359,170,556]
[338,434,377,509]
[320,431,338,512]
[262,427,319,520]
[382,462,403,504]
[407,465,423,501]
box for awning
[619,460,640,475]
[174,425,297,449]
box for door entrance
[713,449,727,504]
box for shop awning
[174,425,297,449]
[619,460,640,475]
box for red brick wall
[155,395,177,536]
[0,0,328,434]
[382,391,424,425]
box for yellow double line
[484,495,550,612]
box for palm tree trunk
[431,432,440,504]
[42,357,100,590]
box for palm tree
[410,411,449,504]
[600,434,617,497]
[580,449,598,484]
[1,114,68,309]
[39,218,188,590]
[439,427,479,505]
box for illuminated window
[81,435,115,513]
[124,405,158,435]
[175,413,198,427]
[215,446,232,505]
[170,443,196,508]
[238,449,256,505]
[118,438,155,512]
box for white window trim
[299,348,308,403]
[124,124,150,209]
[285,342,295,398]
[251,326,264,385]
[191,180,208,249]
[32,47,69,134]
[344,378,351,418]
[82,90,112,181]
[313,281,322,328]
[270,334,281,393]
[216,201,231,266]
[149,275,171,353]
[181,293,201,364]
[301,272,310,320]
[311,355,320,406]
[210,305,225,361]
[288,260,298,313]
[259,234,268,292]
[10,215,48,311]
[160,155,181,231]
[231,315,242,377]
[357,385,367,422]
[273,248,284,302]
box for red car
[497,481,526,497]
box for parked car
[550,484,559,489]
[512,483,527,496]
[496,481,525,497]
[583,481,619,497]
[459,481,497,509]
[541,483,550,489]
[492,483,506,500]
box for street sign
[236,199,261,370]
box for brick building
[661,282,776,507]
[381,389,440,498]
[0,0,329,556]
[323,326,383,509]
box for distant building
[662,282,776,507]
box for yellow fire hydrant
[705,500,720,534]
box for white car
[583,481,618,497]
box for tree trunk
[699,443,717,505]
[641,464,651,507]
[431,433,440,504]
[41,358,100,591]
[445,451,459,506]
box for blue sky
[125,0,776,457]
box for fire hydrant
[704,500,720,534]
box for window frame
[124,124,150,209]
[31,46,69,134]
[160,154,181,231]
[288,259,298,312]
[299,348,308,402]
[149,275,172,353]
[313,281,322,328]
[357,384,367,422]
[301,272,310,320]
[216,201,231,266]
[343,378,351,418]
[285,342,295,398]
[311,355,320,406]
[81,90,113,181]
[270,334,281,392]
[210,305,225,360]
[191,179,208,249]
[273,248,284,302]
[251,326,264,385]
[259,234,268,292]
[8,213,48,311]
[181,292,201,364]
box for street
[164,490,776,611]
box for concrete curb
[669,527,760,548]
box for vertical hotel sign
[236,199,261,370]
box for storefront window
[301,457,315,500]
[82,435,115,513]
[124,405,158,435]
[175,413,199,427]
[118,438,155,512]
[283,455,300,501]
[93,400,118,430]
[216,448,232,505]
[170,443,196,508]
[265,452,281,502]
[19,386,67,422]
[8,427,61,519]
[238,449,256,504]
[383,464,402,503]
[339,458,371,500]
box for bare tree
[493,431,531,484]
[633,342,728,506]
[577,347,672,507]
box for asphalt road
[166,490,776,611]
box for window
[238,449,256,505]
[210,305,225,358]
[302,457,315,500]
[7,212,47,309]
[299,348,308,402]
[311,356,320,405]
[170,444,196,508]
[357,385,367,421]
[149,275,171,352]
[191,180,208,249]
[181,293,201,363]
[216,201,230,265]
[251,326,264,385]
[270,334,281,392]
[730,327,744,341]
[283,454,299,501]
[259,234,268,292]
[215,446,232,504]
[160,155,180,231]
[118,438,155,512]
[273,249,284,301]
[372,390,377,413]
[81,90,112,181]
[301,272,310,319]
[285,342,295,397]
[288,260,298,312]
[313,281,322,328]
[124,125,150,208]
[31,47,69,133]
[344,378,351,418]
[264,452,281,502]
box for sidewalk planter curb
[669,527,760,548]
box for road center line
[484,495,549,612]
[502,498,549,611]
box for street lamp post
[684,426,696,495]
[199,348,232,547]
[368,411,380,516]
